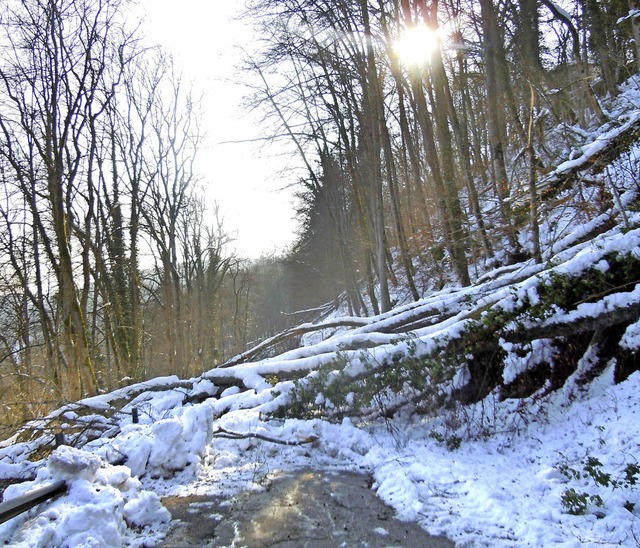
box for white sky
[137,0,299,259]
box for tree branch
[211,427,317,446]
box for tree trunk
[429,52,471,286]
[49,164,98,398]
[480,0,520,255]
[518,0,542,76]
[630,1,640,70]
[582,0,618,97]
[361,0,392,312]
[527,85,542,263]
[540,0,606,122]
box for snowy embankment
[0,85,639,546]
[0,220,637,546]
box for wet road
[161,468,454,547]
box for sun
[393,24,440,67]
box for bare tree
[0,0,133,399]
[136,57,204,376]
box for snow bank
[94,399,214,479]
[0,446,169,547]
[358,368,640,546]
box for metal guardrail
[0,480,67,524]
[0,407,141,525]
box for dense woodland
[0,0,638,434]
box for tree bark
[360,0,392,312]
[479,0,520,255]
[630,0,640,70]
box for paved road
[161,468,454,547]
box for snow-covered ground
[0,363,637,546]
[169,366,640,547]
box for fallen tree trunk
[504,294,640,344]
[221,318,369,368]
[538,113,640,198]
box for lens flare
[393,24,440,67]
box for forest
[0,0,639,544]
[0,0,639,437]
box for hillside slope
[0,84,639,546]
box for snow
[543,0,572,22]
[362,369,640,545]
[547,110,640,184]
[0,446,170,547]
[618,9,640,25]
[621,319,640,349]
[1,72,640,548]
[2,271,639,547]
[151,368,640,545]
[501,338,554,384]
[2,233,639,546]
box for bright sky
[138,0,299,259]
